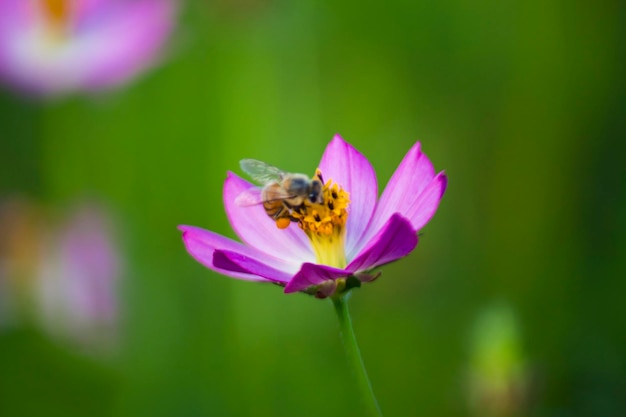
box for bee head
[308,179,323,204]
[287,176,309,194]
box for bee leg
[315,169,324,184]
[271,205,286,220]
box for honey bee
[235,159,323,227]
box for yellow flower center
[40,0,73,38]
[291,170,350,268]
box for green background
[1,0,624,416]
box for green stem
[332,294,383,417]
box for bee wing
[234,187,265,207]
[235,185,295,207]
[239,159,286,185]
[263,185,295,202]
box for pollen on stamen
[40,0,74,38]
[292,171,350,237]
[42,0,71,25]
[280,169,350,268]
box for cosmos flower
[0,0,175,96]
[180,135,447,298]
[36,203,122,350]
[0,198,122,352]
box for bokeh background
[1,1,625,416]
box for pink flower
[0,0,175,96]
[36,203,122,350]
[180,135,447,298]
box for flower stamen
[40,0,73,38]
[291,169,350,268]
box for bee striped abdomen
[263,200,287,219]
[261,183,292,222]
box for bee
[235,159,324,227]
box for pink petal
[317,134,378,259]
[359,143,445,251]
[179,225,298,282]
[284,263,349,294]
[79,0,175,89]
[223,173,315,262]
[347,213,418,272]
[213,250,292,283]
[74,0,110,25]
[403,172,447,231]
[0,0,29,28]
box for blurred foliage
[1,0,625,416]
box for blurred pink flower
[180,135,447,298]
[0,0,176,96]
[36,203,122,349]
